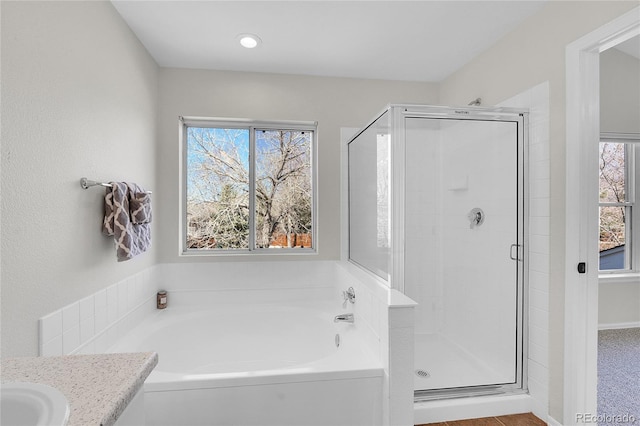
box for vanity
[1,352,157,426]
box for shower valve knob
[468,208,485,228]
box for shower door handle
[510,244,522,262]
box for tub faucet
[334,313,354,323]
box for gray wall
[2,2,638,423]
[1,1,159,357]
[0,2,438,357]
[156,68,438,263]
[601,47,640,134]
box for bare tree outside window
[255,130,312,248]
[185,124,314,251]
[187,128,250,249]
[599,142,626,252]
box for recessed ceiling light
[238,33,261,49]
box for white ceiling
[111,1,547,82]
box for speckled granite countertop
[1,352,158,426]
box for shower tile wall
[443,119,518,381]
[406,115,520,389]
[413,85,550,423]
[404,121,441,336]
[501,82,550,420]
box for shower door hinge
[577,262,586,274]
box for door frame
[564,7,639,423]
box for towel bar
[80,178,152,194]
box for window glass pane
[254,129,313,249]
[599,205,626,270]
[599,142,626,203]
[186,127,250,249]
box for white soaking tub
[108,292,383,426]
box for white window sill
[180,249,318,257]
[598,272,640,284]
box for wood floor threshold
[417,412,547,426]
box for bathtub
[107,291,384,426]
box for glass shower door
[404,115,524,394]
[348,111,391,282]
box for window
[180,117,317,254]
[598,133,639,272]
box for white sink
[1,382,70,426]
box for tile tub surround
[37,260,407,424]
[38,261,388,357]
[1,352,158,426]
[154,260,391,367]
[39,267,158,356]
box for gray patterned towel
[102,182,151,262]
[130,192,152,224]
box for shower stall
[348,104,527,400]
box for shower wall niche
[348,104,528,399]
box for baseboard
[598,321,640,330]
[413,394,532,424]
[547,416,563,426]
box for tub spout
[334,313,354,323]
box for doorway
[565,6,640,423]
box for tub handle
[342,287,356,307]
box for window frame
[179,116,318,256]
[598,132,639,276]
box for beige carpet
[597,328,640,425]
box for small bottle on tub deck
[157,290,167,309]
